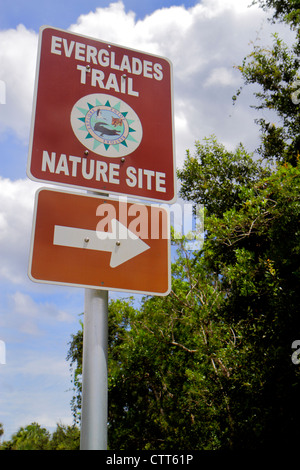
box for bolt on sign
[28,188,171,295]
[27,26,176,203]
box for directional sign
[28,188,171,295]
[27,26,176,203]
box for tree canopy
[67,150,300,449]
[0,423,80,450]
[64,0,300,450]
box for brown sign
[28,188,171,295]
[27,26,176,203]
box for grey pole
[80,288,108,450]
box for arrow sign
[28,188,171,295]
[53,221,150,268]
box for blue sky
[0,0,293,442]
[0,0,199,30]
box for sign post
[81,190,109,451]
[80,288,108,450]
[27,25,175,451]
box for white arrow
[53,219,150,268]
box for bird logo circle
[70,93,143,158]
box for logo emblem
[70,93,143,158]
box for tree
[0,422,80,450]
[66,1,300,450]
[48,424,80,450]
[67,155,299,448]
[177,136,268,218]
[235,33,300,165]
[67,160,300,449]
[234,1,300,166]
[66,317,83,425]
[66,116,300,451]
[68,252,239,450]
[0,423,50,450]
[178,144,300,447]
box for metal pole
[80,288,108,450]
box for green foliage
[253,0,300,28]
[235,0,300,166]
[0,423,50,450]
[192,157,300,448]
[66,156,300,448]
[48,424,80,450]
[177,136,268,218]
[66,317,83,424]
[0,422,80,450]
[106,262,237,449]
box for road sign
[27,26,176,203]
[28,188,171,295]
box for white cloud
[0,25,38,141]
[0,289,76,338]
[13,352,71,377]
[204,67,241,87]
[70,1,138,46]
[0,177,39,284]
[11,291,75,324]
